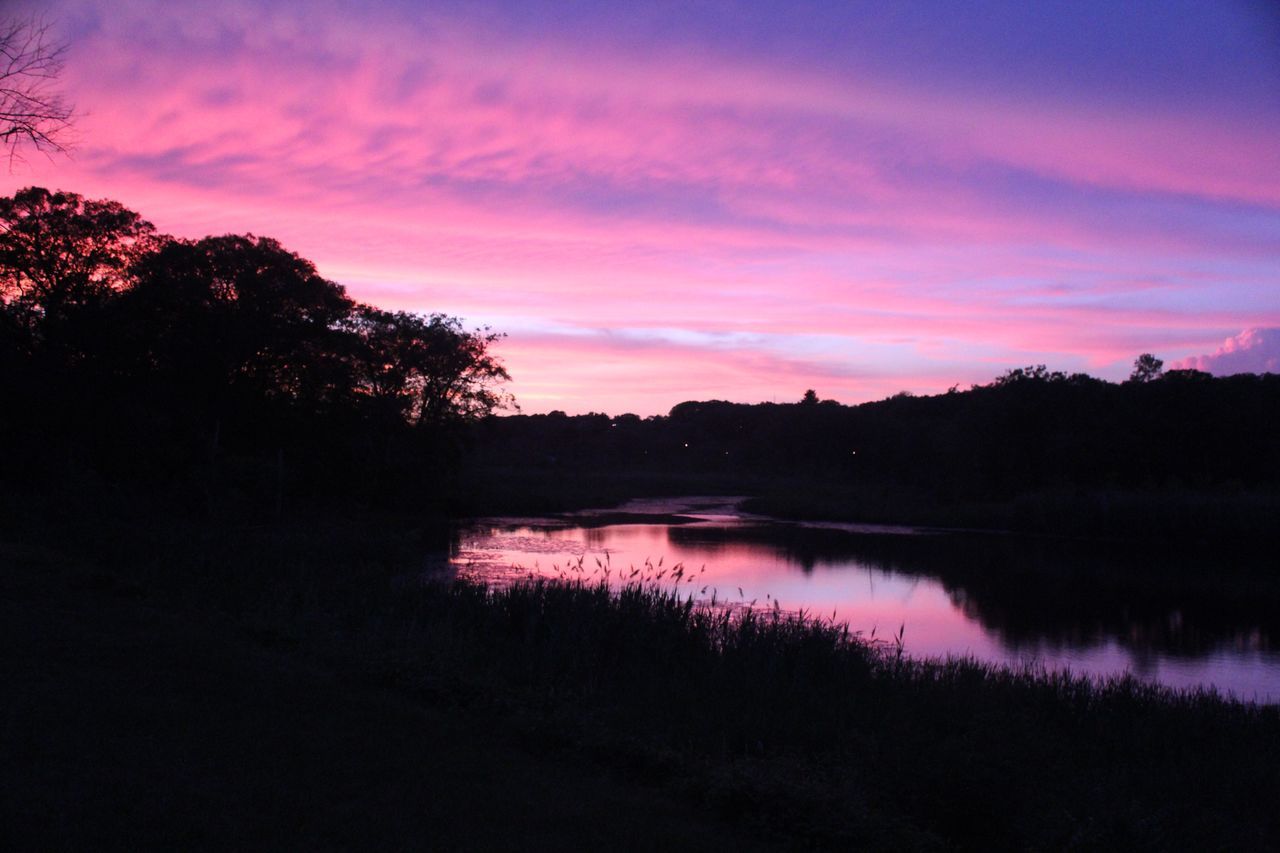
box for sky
[4,0,1279,415]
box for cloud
[3,0,1278,413]
[495,327,973,416]
[1171,328,1280,376]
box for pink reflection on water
[455,522,1001,657]
[453,518,1280,703]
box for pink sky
[5,0,1279,414]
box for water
[451,496,1280,703]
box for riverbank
[741,483,1280,544]
[0,539,771,852]
[456,463,1280,546]
[377,577,1280,849]
[454,505,1280,701]
[5,488,1278,850]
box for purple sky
[5,0,1279,414]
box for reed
[363,574,1280,849]
[7,487,1277,849]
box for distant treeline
[0,187,512,513]
[7,186,1278,531]
[470,367,1280,535]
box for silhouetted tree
[473,362,1280,514]
[0,183,518,506]
[1,16,75,162]
[0,187,154,303]
[800,389,819,405]
[349,308,513,428]
[1129,353,1164,383]
[0,187,154,361]
[127,234,355,412]
[993,364,1066,385]
[1162,368,1211,383]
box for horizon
[4,0,1279,416]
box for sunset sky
[5,0,1278,414]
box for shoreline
[4,488,1279,848]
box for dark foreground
[3,503,1278,850]
[0,540,768,852]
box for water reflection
[452,501,1280,702]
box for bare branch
[0,15,75,168]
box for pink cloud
[38,1,1275,259]
[1,0,1276,414]
[1171,328,1280,376]
[497,330,968,416]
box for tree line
[7,184,1277,523]
[472,361,1280,508]
[1,187,513,512]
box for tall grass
[6,481,1278,849]
[365,576,1280,850]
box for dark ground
[0,540,765,852]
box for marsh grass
[364,575,1280,849]
[5,484,1278,850]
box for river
[451,496,1280,703]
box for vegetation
[6,184,1280,848]
[0,15,75,161]
[1,515,767,851]
[5,486,1276,850]
[1,186,512,515]
[379,578,1279,850]
[6,181,1277,541]
[468,365,1280,539]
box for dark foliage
[376,577,1280,850]
[0,186,512,513]
[9,483,1274,851]
[5,182,1279,848]
[469,366,1280,537]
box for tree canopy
[1,186,513,509]
[475,353,1280,514]
[1129,353,1164,383]
[0,187,154,356]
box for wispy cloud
[4,0,1277,412]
